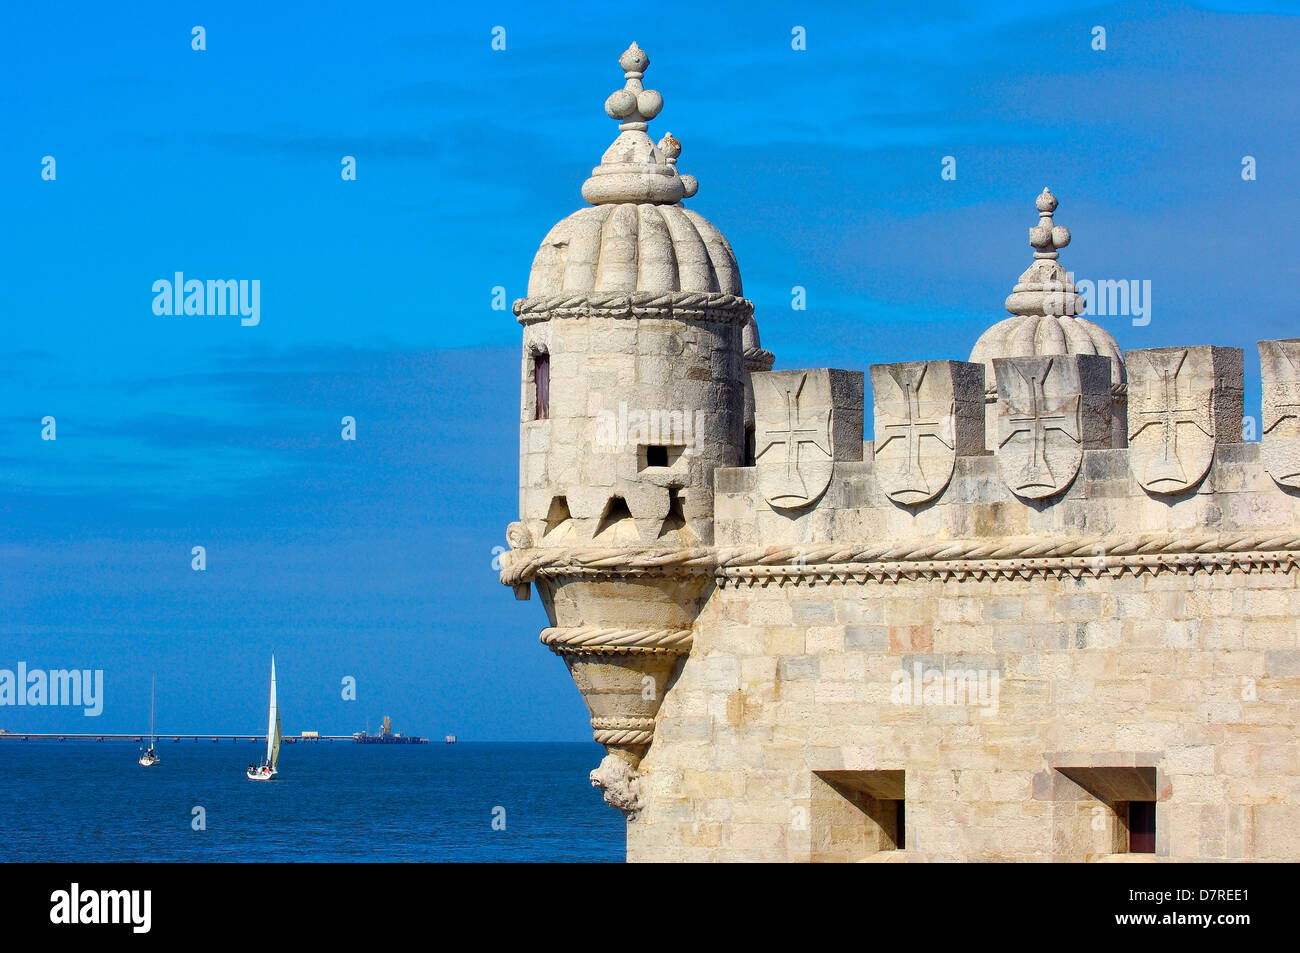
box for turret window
[533,353,550,420]
[639,444,684,470]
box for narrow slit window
[533,353,550,420]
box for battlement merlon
[708,340,1300,581]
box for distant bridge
[0,733,354,743]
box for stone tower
[504,50,1300,863]
[506,43,763,809]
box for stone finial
[603,42,663,130]
[1030,188,1071,259]
[582,43,698,206]
[1005,188,1085,318]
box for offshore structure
[352,716,427,745]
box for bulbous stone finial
[602,42,663,131]
[582,43,696,206]
[619,41,649,74]
[1030,188,1071,260]
[1005,188,1084,317]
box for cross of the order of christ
[1131,350,1213,486]
[1264,344,1300,434]
[1000,359,1081,492]
[878,364,953,495]
[1263,343,1300,483]
[756,374,831,499]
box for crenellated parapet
[710,337,1300,588]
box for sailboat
[246,655,281,781]
[138,675,160,766]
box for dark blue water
[0,741,625,861]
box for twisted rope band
[592,728,655,746]
[501,531,1300,587]
[514,291,752,325]
[501,546,717,586]
[539,626,694,656]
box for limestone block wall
[627,397,1300,861]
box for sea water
[0,741,624,862]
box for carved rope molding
[590,715,656,747]
[513,291,753,324]
[592,727,655,746]
[500,546,717,586]
[499,530,1300,587]
[539,626,695,656]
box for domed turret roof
[524,43,742,299]
[969,189,1124,391]
[527,203,742,297]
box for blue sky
[0,1,1296,737]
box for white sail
[265,655,280,768]
[270,702,282,769]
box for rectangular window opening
[639,444,684,470]
[1053,764,1158,857]
[1127,801,1156,854]
[811,770,905,861]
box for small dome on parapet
[969,188,1124,393]
[525,43,741,298]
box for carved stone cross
[993,354,1109,499]
[756,373,831,498]
[871,360,983,506]
[1131,349,1212,487]
[1001,358,1081,491]
[878,364,951,497]
[1259,339,1300,488]
[753,369,862,510]
[1126,345,1241,495]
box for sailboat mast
[149,675,156,746]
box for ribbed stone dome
[522,43,744,301]
[970,313,1124,392]
[969,189,1125,392]
[527,203,742,297]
